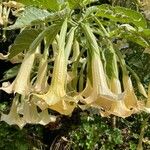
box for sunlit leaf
[7,6,51,29]
[16,0,63,11]
[96,4,147,28]
[0,65,20,82]
[8,29,41,59]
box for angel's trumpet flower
[22,100,40,124]
[117,51,141,111]
[81,23,119,101]
[126,65,147,98]
[123,75,139,109]
[1,95,25,128]
[33,20,77,115]
[80,24,133,118]
[0,47,39,95]
[38,109,56,125]
[85,54,132,117]
[22,99,56,125]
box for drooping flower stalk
[33,19,78,115]
[33,39,49,93]
[96,18,142,114]
[69,39,80,64]
[21,39,57,125]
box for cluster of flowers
[0,19,149,128]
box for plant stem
[112,116,117,128]
[137,115,150,150]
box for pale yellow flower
[32,21,78,115]
[1,95,25,129]
[0,49,38,95]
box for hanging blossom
[79,24,142,118]
[0,47,39,95]
[32,19,78,115]
[0,43,56,128]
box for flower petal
[1,96,25,128]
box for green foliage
[7,6,51,29]
[0,65,20,82]
[8,29,41,59]
[9,24,61,59]
[96,4,147,28]
[0,122,29,150]
[0,122,47,150]
[67,112,150,150]
[68,113,123,150]
[67,0,98,9]
[16,0,63,11]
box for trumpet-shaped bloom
[1,96,25,129]
[123,75,139,110]
[0,50,37,96]
[21,99,56,125]
[38,109,56,125]
[81,54,133,117]
[33,49,77,115]
[80,24,138,117]
[32,22,77,115]
[22,100,41,124]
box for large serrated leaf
[96,4,147,28]
[7,6,66,29]
[7,6,51,29]
[8,29,41,59]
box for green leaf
[110,26,150,48]
[16,0,63,11]
[139,29,150,39]
[67,0,83,9]
[7,6,51,29]
[122,33,150,48]
[105,50,116,79]
[7,6,67,30]
[9,23,61,59]
[96,4,147,28]
[8,29,41,59]
[0,65,20,82]
[28,23,61,54]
